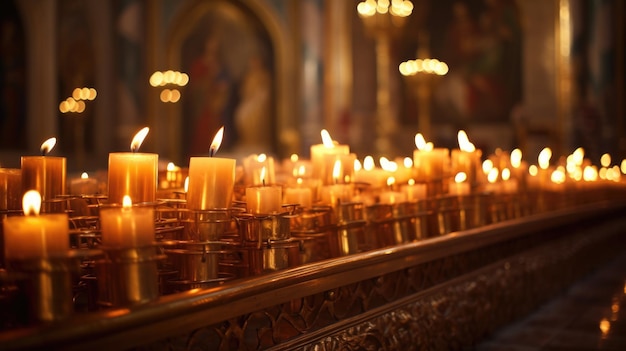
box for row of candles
[1,126,626,263]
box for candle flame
[167,162,176,172]
[130,127,149,152]
[538,147,552,169]
[297,165,306,177]
[601,153,611,168]
[321,129,335,148]
[454,172,467,183]
[22,190,41,216]
[257,153,267,162]
[184,176,189,192]
[403,157,413,168]
[81,172,89,179]
[487,168,499,184]
[290,154,299,162]
[502,168,511,181]
[386,176,395,187]
[122,195,132,208]
[510,149,522,168]
[408,178,415,186]
[297,177,303,185]
[40,137,57,155]
[260,166,267,186]
[528,165,538,176]
[573,147,585,166]
[415,133,426,150]
[354,159,362,172]
[457,130,475,152]
[332,160,342,181]
[209,126,224,156]
[482,159,494,174]
[363,156,375,171]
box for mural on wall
[0,0,26,150]
[428,0,522,126]
[181,3,274,159]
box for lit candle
[246,167,282,214]
[449,172,470,196]
[187,127,236,210]
[69,172,99,195]
[379,177,407,204]
[21,137,66,211]
[108,127,158,204]
[320,160,353,208]
[283,178,313,208]
[412,133,449,182]
[0,168,21,210]
[243,153,276,186]
[353,156,388,187]
[310,129,350,183]
[3,190,69,260]
[451,130,482,187]
[401,179,427,201]
[99,195,155,248]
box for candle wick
[209,148,215,157]
[262,179,266,187]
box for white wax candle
[310,130,350,181]
[99,196,155,248]
[3,190,69,260]
[187,156,236,210]
[246,186,282,214]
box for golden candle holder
[3,252,89,324]
[95,245,162,307]
[435,194,486,235]
[290,206,339,261]
[163,209,236,288]
[334,202,369,256]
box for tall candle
[0,168,22,210]
[412,133,449,182]
[21,137,66,210]
[108,127,158,204]
[186,127,236,210]
[451,130,482,187]
[99,195,155,248]
[3,190,69,260]
[310,129,350,182]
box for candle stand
[3,255,81,324]
[334,202,369,256]
[435,194,487,235]
[290,206,340,261]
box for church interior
[1,0,626,349]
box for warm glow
[573,147,585,165]
[501,168,511,181]
[529,165,538,176]
[22,190,41,216]
[184,176,189,192]
[487,168,498,184]
[297,177,303,185]
[454,172,467,183]
[621,159,626,174]
[297,165,306,177]
[130,127,149,152]
[363,156,375,171]
[551,168,566,184]
[122,195,132,208]
[599,318,610,336]
[332,160,342,181]
[81,172,89,179]
[583,165,598,181]
[40,137,57,155]
[415,133,426,150]
[354,159,363,172]
[150,71,164,87]
[290,154,298,162]
[538,148,552,170]
[260,167,267,185]
[209,126,225,156]
[321,129,335,148]
[380,157,397,172]
[457,130,475,152]
[599,167,608,180]
[167,162,176,172]
[482,159,494,174]
[257,153,267,162]
[386,176,395,187]
[601,153,611,168]
[510,149,522,168]
[403,157,413,168]
[408,178,415,186]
